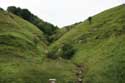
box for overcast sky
[0,0,124,27]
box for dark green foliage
[88,16,92,24]
[21,9,32,21]
[7,6,59,43]
[47,49,58,59]
[37,22,58,43]
[48,43,75,59]
[61,43,75,59]
[7,6,17,13]
[38,22,58,35]
[7,6,33,23]
[0,7,4,11]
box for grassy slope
[0,11,75,83]
[0,4,125,83]
[50,4,125,83]
[0,10,48,82]
[0,10,47,61]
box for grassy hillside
[49,4,125,83]
[7,6,59,44]
[0,10,47,61]
[52,22,83,42]
[0,10,47,82]
[0,10,76,83]
[0,4,125,83]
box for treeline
[7,6,59,44]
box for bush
[61,43,75,59]
[47,49,58,59]
[48,43,75,59]
[0,7,4,11]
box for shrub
[0,7,4,11]
[47,49,58,59]
[61,43,75,59]
[48,43,75,59]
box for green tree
[0,7,4,11]
[7,6,17,14]
[7,6,59,43]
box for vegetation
[7,6,59,43]
[0,4,125,83]
[48,43,75,59]
[49,4,125,83]
[0,7,4,11]
[0,10,75,83]
[61,43,75,59]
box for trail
[74,64,84,83]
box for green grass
[0,10,48,82]
[0,4,125,83]
[0,10,76,83]
[49,4,125,83]
[0,11,47,58]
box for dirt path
[74,64,84,83]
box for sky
[0,0,124,27]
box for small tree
[0,7,4,11]
[7,6,17,14]
[88,16,92,24]
[21,9,32,21]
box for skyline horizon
[0,0,124,27]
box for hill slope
[0,10,47,61]
[0,10,75,83]
[0,4,125,83]
[0,10,48,82]
[7,6,59,44]
[49,4,125,83]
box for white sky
[0,0,124,27]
